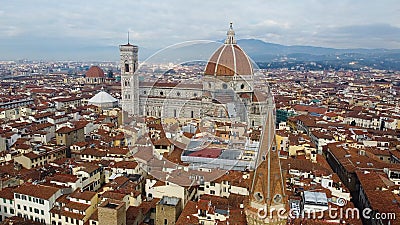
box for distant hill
[236,38,400,62]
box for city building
[85,66,106,84]
[155,196,182,225]
[14,184,63,224]
[120,23,268,127]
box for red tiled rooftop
[50,174,79,183]
[14,183,60,200]
[69,189,97,201]
[188,148,222,158]
[0,187,15,200]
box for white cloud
[0,0,400,59]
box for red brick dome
[86,66,105,78]
[204,23,253,76]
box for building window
[41,210,44,215]
[125,64,129,73]
[164,219,168,225]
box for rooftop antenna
[127,31,130,44]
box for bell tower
[245,85,287,225]
[120,32,139,116]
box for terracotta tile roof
[54,96,83,103]
[102,190,126,200]
[153,137,172,146]
[76,162,101,174]
[0,187,15,200]
[326,143,398,173]
[356,170,400,218]
[390,149,400,159]
[140,198,160,215]
[80,148,107,157]
[214,170,251,189]
[65,201,91,211]
[126,206,143,224]
[281,158,333,175]
[107,147,129,155]
[69,189,97,201]
[176,201,198,225]
[55,194,70,204]
[187,148,222,158]
[29,122,54,131]
[110,161,138,169]
[293,104,327,114]
[163,148,188,166]
[50,174,79,183]
[14,183,60,200]
[56,124,84,134]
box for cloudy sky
[1,0,399,60]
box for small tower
[98,200,126,225]
[225,22,237,44]
[155,196,182,225]
[245,86,287,224]
[120,32,139,116]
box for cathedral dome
[86,66,105,78]
[204,23,253,76]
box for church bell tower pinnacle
[245,85,287,225]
